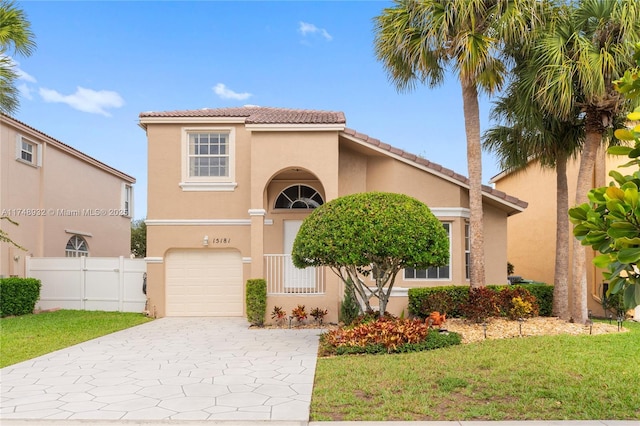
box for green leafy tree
[373,0,542,288]
[0,0,36,114]
[292,192,449,317]
[521,0,640,323]
[130,219,146,258]
[568,42,640,310]
[483,4,585,319]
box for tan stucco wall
[145,121,519,321]
[493,149,629,317]
[1,116,134,277]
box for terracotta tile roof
[139,106,346,125]
[1,113,136,183]
[341,128,528,211]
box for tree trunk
[571,130,600,324]
[553,154,570,319]
[461,80,485,288]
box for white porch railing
[264,254,325,294]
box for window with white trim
[123,184,133,217]
[275,185,324,209]
[465,222,470,280]
[15,135,42,167]
[180,128,236,191]
[65,235,89,257]
[404,222,451,280]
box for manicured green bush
[408,286,469,318]
[339,281,360,325]
[0,277,42,317]
[245,279,266,326]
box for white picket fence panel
[26,256,147,313]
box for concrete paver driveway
[0,317,323,422]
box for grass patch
[311,320,640,421]
[0,309,152,368]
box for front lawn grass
[311,320,640,421]
[0,309,152,368]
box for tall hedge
[246,279,267,326]
[0,277,42,317]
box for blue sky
[10,0,501,220]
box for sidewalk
[0,418,638,425]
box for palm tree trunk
[461,80,485,288]
[553,153,570,319]
[571,130,599,324]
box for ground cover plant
[0,309,152,368]
[311,320,640,421]
[319,316,461,356]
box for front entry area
[165,249,243,316]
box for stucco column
[248,209,265,278]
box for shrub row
[319,317,461,355]
[408,284,553,320]
[0,277,42,317]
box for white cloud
[39,86,124,116]
[213,83,252,100]
[17,83,33,100]
[298,21,332,41]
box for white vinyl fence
[26,256,147,313]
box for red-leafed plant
[310,307,328,324]
[292,304,307,323]
[271,306,287,325]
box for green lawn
[0,309,152,368]
[311,320,640,421]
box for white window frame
[404,222,452,281]
[465,222,470,281]
[179,127,237,192]
[15,135,42,167]
[65,235,89,257]
[121,183,133,217]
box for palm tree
[373,0,542,287]
[523,0,640,323]
[483,66,584,320]
[0,0,36,114]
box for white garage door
[165,249,243,316]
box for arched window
[275,185,324,209]
[65,235,89,257]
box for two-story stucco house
[0,113,136,277]
[139,106,527,322]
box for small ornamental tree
[292,192,449,317]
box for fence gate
[26,256,147,313]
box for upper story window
[122,184,133,217]
[275,185,324,209]
[180,128,237,192]
[66,235,89,257]
[189,132,229,177]
[15,135,42,167]
[404,222,451,281]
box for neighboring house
[139,106,527,321]
[0,113,136,277]
[491,148,630,317]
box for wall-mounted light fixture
[203,235,209,246]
